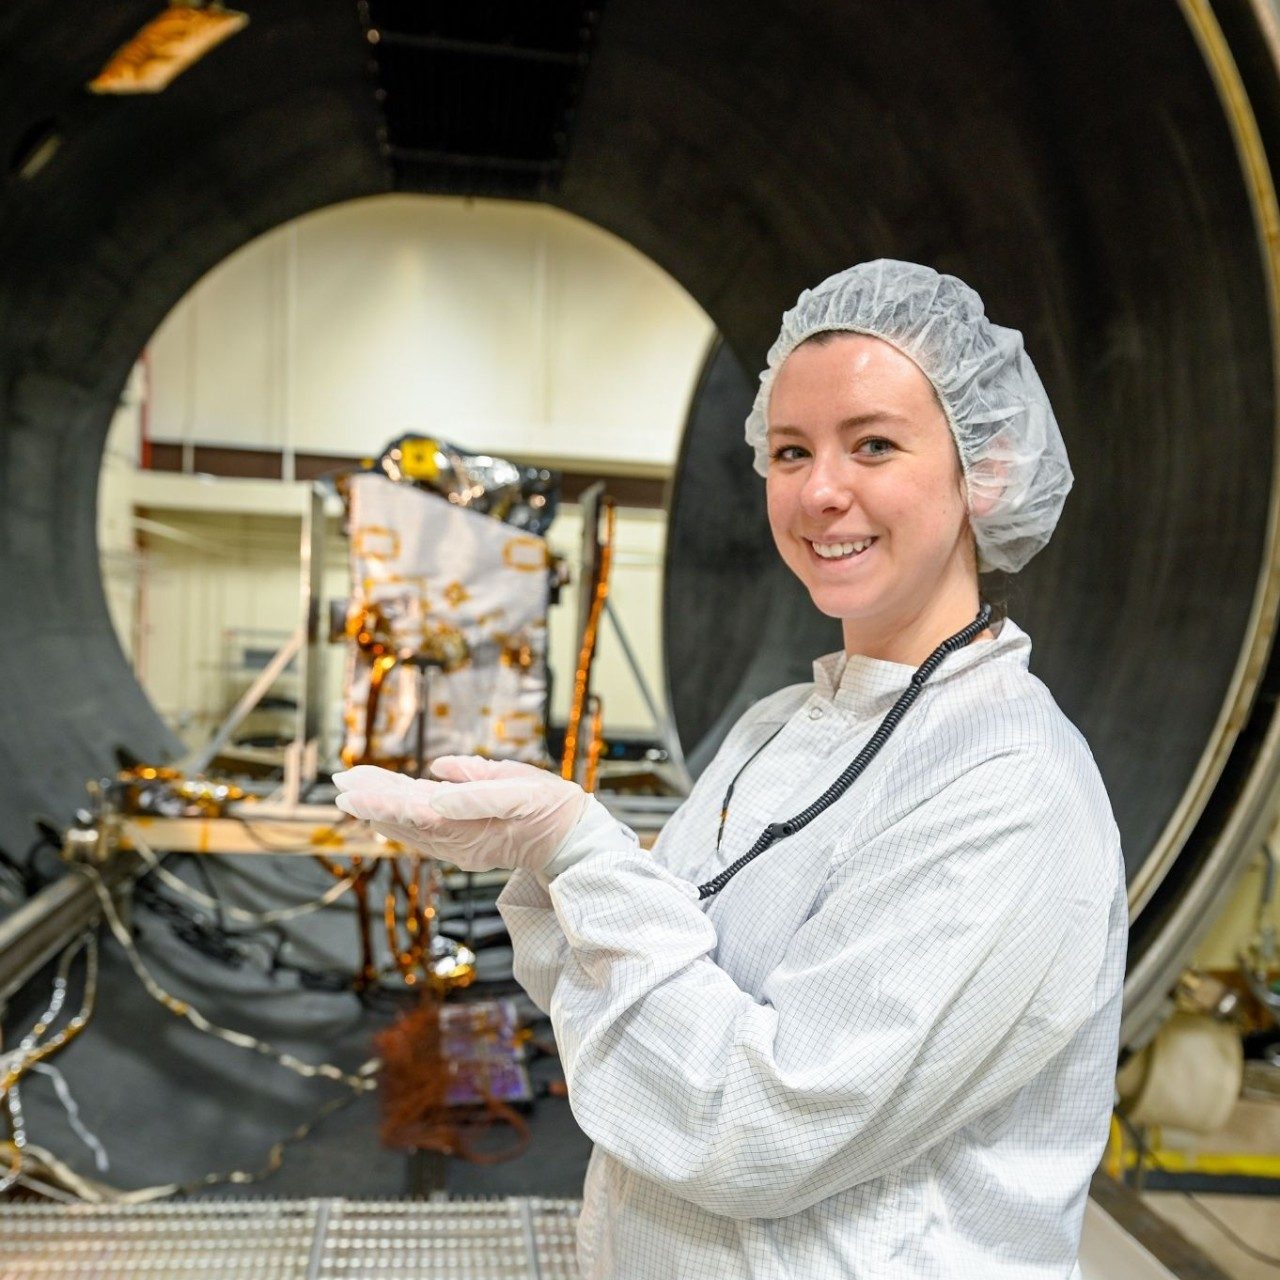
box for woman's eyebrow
[768,411,911,438]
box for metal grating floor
[0,1197,581,1279]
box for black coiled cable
[696,603,993,900]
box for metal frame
[180,481,330,799]
[603,598,691,793]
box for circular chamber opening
[97,192,712,767]
[2,0,1280,1046]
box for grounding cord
[697,603,992,900]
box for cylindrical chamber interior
[0,0,1276,1037]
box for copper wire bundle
[373,995,529,1164]
[384,857,433,986]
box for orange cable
[562,499,616,782]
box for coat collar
[811,615,1031,721]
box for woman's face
[765,333,978,657]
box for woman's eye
[860,437,895,457]
[769,445,807,462]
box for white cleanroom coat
[497,615,1128,1278]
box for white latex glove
[332,757,591,875]
[329,765,446,853]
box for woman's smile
[805,535,879,565]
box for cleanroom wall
[141,195,711,469]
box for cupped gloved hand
[329,765,446,855]
[332,757,591,875]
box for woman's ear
[965,435,1012,519]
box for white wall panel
[289,198,543,454]
[130,510,339,747]
[145,195,713,469]
[149,229,284,450]
[542,211,709,461]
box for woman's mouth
[805,536,877,564]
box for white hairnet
[744,259,1072,574]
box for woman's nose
[800,453,853,513]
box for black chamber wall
[1,0,1277,983]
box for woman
[336,260,1129,1279]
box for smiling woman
[333,259,1131,1279]
[765,332,992,664]
[744,261,1074,576]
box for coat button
[808,706,824,719]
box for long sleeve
[542,743,1121,1221]
[496,694,798,1014]
[496,868,571,1014]
[497,801,646,1012]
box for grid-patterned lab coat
[498,615,1128,1278]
